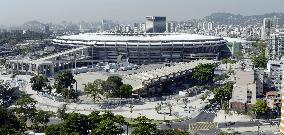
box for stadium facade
[5,33,230,77]
[52,33,231,64]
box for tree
[57,104,67,119]
[32,110,52,131]
[166,102,173,116]
[155,103,161,114]
[16,94,37,121]
[192,63,216,85]
[88,111,101,130]
[54,71,76,94]
[155,129,189,135]
[107,76,123,88]
[0,107,21,134]
[84,79,104,102]
[45,124,63,135]
[106,76,123,97]
[252,53,267,68]
[0,80,17,107]
[252,99,268,115]
[91,112,125,135]
[102,80,117,98]
[234,51,243,60]
[200,95,206,101]
[92,119,124,135]
[252,41,268,68]
[61,113,90,135]
[129,104,134,120]
[61,87,79,100]
[119,84,133,98]
[183,98,189,108]
[213,82,233,107]
[30,75,48,93]
[132,116,158,135]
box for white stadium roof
[57,33,224,42]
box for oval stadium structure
[52,33,231,64]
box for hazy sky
[1,0,284,25]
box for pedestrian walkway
[202,110,217,114]
[213,110,251,123]
[190,122,218,131]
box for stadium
[5,33,230,76]
[52,33,231,64]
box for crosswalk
[202,110,217,114]
[190,122,218,131]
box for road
[158,111,216,131]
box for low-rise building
[230,70,261,111]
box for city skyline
[1,0,284,25]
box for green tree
[166,102,173,116]
[252,99,268,115]
[192,63,216,85]
[107,76,123,88]
[57,104,67,119]
[155,103,161,114]
[30,75,48,93]
[54,71,76,94]
[213,82,233,107]
[120,84,133,98]
[183,98,189,108]
[32,110,52,131]
[61,87,79,100]
[16,94,37,121]
[102,80,117,98]
[155,129,189,135]
[92,119,124,135]
[234,51,243,60]
[90,112,125,134]
[0,107,21,134]
[129,104,134,120]
[132,116,158,135]
[88,111,101,130]
[106,76,123,97]
[0,80,17,107]
[84,79,104,102]
[252,53,267,68]
[252,41,268,68]
[45,124,63,135]
[61,113,90,135]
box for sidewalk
[214,110,251,123]
[220,124,279,134]
[14,75,210,120]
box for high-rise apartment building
[145,16,166,33]
[261,18,272,40]
[166,22,176,33]
[268,33,284,60]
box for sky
[0,0,284,25]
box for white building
[145,16,166,33]
[266,60,284,91]
[268,33,284,60]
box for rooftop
[56,33,224,42]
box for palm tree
[166,102,173,116]
[183,98,189,108]
[129,104,134,120]
[154,103,161,114]
[175,97,180,104]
